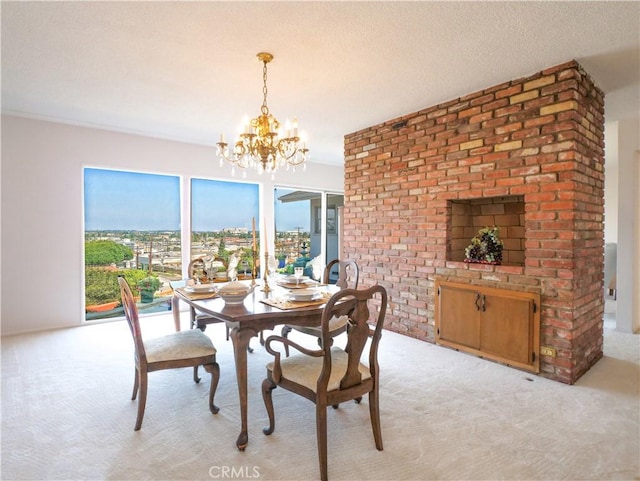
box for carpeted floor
[1,312,638,481]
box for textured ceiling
[2,1,639,166]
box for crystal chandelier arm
[276,139,299,161]
[216,137,251,169]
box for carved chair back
[188,257,207,283]
[318,284,386,392]
[118,277,148,366]
[324,259,359,290]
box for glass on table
[294,267,304,285]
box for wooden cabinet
[435,279,540,373]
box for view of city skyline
[84,168,310,232]
[82,169,322,323]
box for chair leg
[131,366,139,400]
[134,369,148,431]
[316,404,329,481]
[281,325,292,357]
[190,307,197,330]
[203,362,220,414]
[368,389,383,451]
[261,378,277,435]
[193,365,201,383]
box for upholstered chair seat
[144,330,217,364]
[267,347,370,393]
[290,315,349,340]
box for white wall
[614,117,640,333]
[604,122,619,244]
[0,115,344,335]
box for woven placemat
[260,296,328,310]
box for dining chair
[261,284,388,481]
[177,258,254,352]
[188,257,208,283]
[118,276,220,431]
[186,258,231,338]
[281,259,359,356]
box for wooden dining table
[172,280,340,451]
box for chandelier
[216,52,309,177]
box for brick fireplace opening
[448,196,525,265]
[343,60,605,384]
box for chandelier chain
[261,59,269,115]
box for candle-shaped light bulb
[292,118,298,137]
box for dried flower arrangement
[464,226,504,264]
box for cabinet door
[480,293,534,366]
[436,279,540,373]
[437,284,481,349]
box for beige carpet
[1,312,638,481]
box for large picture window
[191,178,260,281]
[83,168,181,321]
[83,169,340,321]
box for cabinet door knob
[474,292,482,311]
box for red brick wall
[343,60,605,384]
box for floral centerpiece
[464,226,504,265]
[137,276,161,303]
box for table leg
[229,325,258,451]
[171,295,181,332]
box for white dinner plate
[284,275,310,283]
[186,284,217,294]
[289,288,320,302]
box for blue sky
[84,168,309,231]
[274,188,310,232]
[84,169,180,230]
[191,178,259,231]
